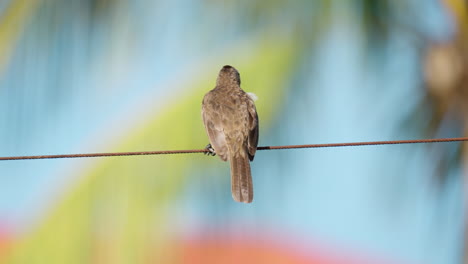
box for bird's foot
[204,144,216,156]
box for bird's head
[216,65,241,87]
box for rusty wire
[0,137,467,161]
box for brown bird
[202,65,259,203]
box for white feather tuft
[247,92,258,101]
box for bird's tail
[230,154,253,203]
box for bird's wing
[247,100,259,161]
[202,101,229,161]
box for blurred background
[0,0,467,263]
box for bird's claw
[204,144,216,156]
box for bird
[202,65,259,203]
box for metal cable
[0,137,466,161]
